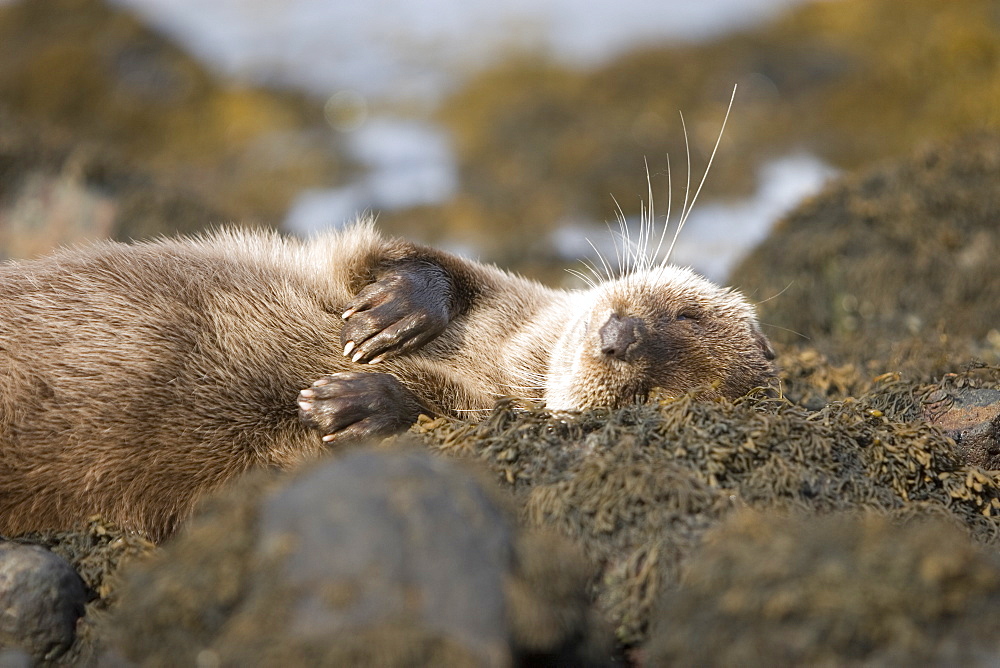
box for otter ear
[751,323,776,360]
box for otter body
[0,221,773,539]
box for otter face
[544,266,775,411]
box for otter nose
[599,313,640,360]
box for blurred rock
[0,649,31,668]
[257,448,513,665]
[9,517,155,665]
[731,131,1000,376]
[106,447,611,666]
[0,0,349,241]
[0,110,226,259]
[645,511,1000,666]
[0,541,87,662]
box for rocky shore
[3,0,1000,664]
[5,132,1000,662]
[4,353,1000,665]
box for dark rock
[9,517,156,665]
[107,447,611,666]
[0,541,87,661]
[928,388,1000,469]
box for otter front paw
[297,372,425,444]
[340,262,453,364]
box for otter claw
[298,371,426,444]
[339,262,453,364]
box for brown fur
[0,220,773,539]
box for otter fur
[0,219,774,540]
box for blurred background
[1,0,998,372]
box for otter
[0,219,773,540]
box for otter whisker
[642,156,655,272]
[649,153,674,265]
[578,257,607,285]
[505,375,549,389]
[664,84,738,266]
[612,194,641,276]
[760,321,810,341]
[505,370,549,383]
[504,377,548,388]
[756,280,795,304]
[609,194,628,276]
[622,199,646,275]
[566,268,598,290]
[586,238,614,281]
[638,200,649,273]
[668,110,693,265]
[484,385,547,402]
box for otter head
[545,266,776,411]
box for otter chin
[544,265,775,411]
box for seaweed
[731,132,1000,374]
[416,362,1000,644]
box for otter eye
[676,311,697,321]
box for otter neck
[460,287,570,407]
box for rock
[0,541,87,661]
[107,446,611,666]
[0,649,32,668]
[6,517,156,665]
[418,370,1000,645]
[0,0,348,232]
[730,131,1000,376]
[927,388,1000,469]
[256,448,514,665]
[0,109,226,261]
[644,511,1000,666]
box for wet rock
[389,1,1000,273]
[8,517,156,664]
[928,388,1000,469]
[0,541,87,661]
[107,447,610,666]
